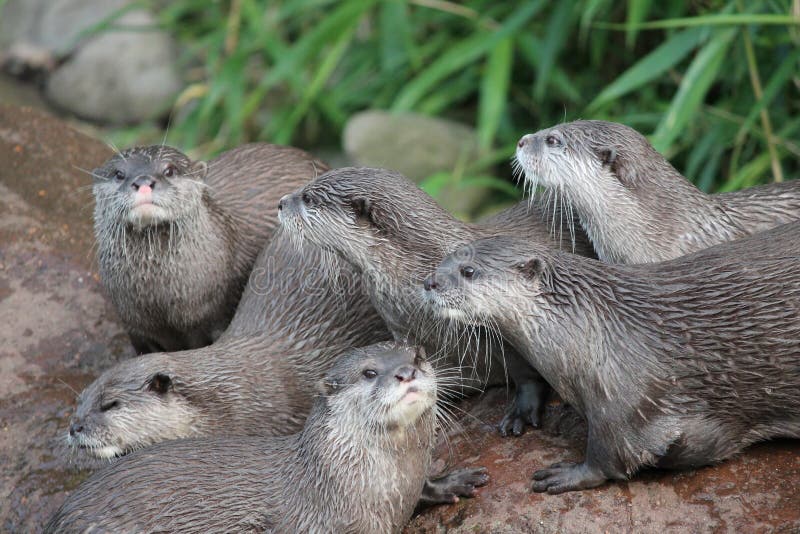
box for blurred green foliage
[113,0,799,199]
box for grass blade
[478,37,513,149]
[534,2,575,100]
[651,28,736,153]
[588,26,708,111]
[392,0,544,111]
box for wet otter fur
[516,120,800,263]
[67,229,391,458]
[49,343,472,533]
[425,221,800,493]
[93,143,326,353]
[278,167,596,435]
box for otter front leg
[531,425,624,494]
[418,468,489,506]
[498,354,549,436]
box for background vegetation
[110,0,799,207]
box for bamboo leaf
[593,13,800,30]
[392,0,544,111]
[651,28,736,153]
[626,0,653,48]
[478,37,513,150]
[534,2,574,100]
[588,26,708,111]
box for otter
[48,343,488,533]
[423,222,800,493]
[92,143,326,353]
[516,120,800,263]
[66,228,391,458]
[278,167,596,435]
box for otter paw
[498,384,545,437]
[531,462,606,494]
[420,467,489,505]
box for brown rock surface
[0,104,797,533]
[409,390,800,533]
[0,105,134,532]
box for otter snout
[423,275,438,291]
[68,421,84,437]
[517,133,536,149]
[394,365,417,382]
[278,193,301,214]
[131,175,157,192]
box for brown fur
[93,143,326,353]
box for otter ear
[599,147,617,168]
[147,373,172,395]
[318,378,341,395]
[191,160,209,179]
[516,258,544,280]
[351,197,372,223]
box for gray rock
[343,110,481,183]
[35,0,130,54]
[0,0,47,49]
[343,110,491,218]
[44,9,181,124]
[0,0,128,54]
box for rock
[343,110,490,217]
[35,0,129,54]
[407,388,800,532]
[0,0,47,50]
[44,8,181,124]
[0,0,182,124]
[343,110,480,181]
[0,105,134,531]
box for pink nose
[137,185,153,195]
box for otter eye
[100,400,119,412]
[545,135,561,147]
[114,170,125,181]
[301,192,312,205]
[362,369,378,379]
[460,266,475,278]
[163,164,176,178]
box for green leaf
[626,0,653,48]
[588,26,708,110]
[593,13,800,30]
[273,22,357,144]
[735,47,800,142]
[379,0,412,72]
[392,0,545,111]
[478,37,513,150]
[516,34,581,103]
[651,28,736,153]
[241,0,375,120]
[534,2,574,100]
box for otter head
[278,167,449,273]
[319,342,437,433]
[66,356,203,458]
[423,235,550,326]
[514,120,673,200]
[92,145,209,229]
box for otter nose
[278,194,289,211]
[132,176,156,191]
[69,422,84,437]
[395,365,417,383]
[423,275,438,291]
[517,134,535,149]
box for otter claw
[498,384,545,437]
[419,467,489,506]
[531,461,606,494]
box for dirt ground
[1,105,798,533]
